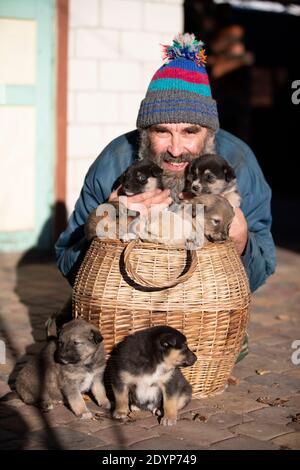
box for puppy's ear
[89,330,103,345]
[184,165,194,184]
[223,163,236,182]
[160,333,177,349]
[151,165,163,177]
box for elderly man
[53,35,276,358]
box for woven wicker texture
[73,238,250,397]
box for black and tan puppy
[118,159,164,196]
[107,326,197,426]
[184,153,241,208]
[16,319,109,419]
[85,159,164,241]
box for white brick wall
[144,3,183,32]
[99,60,142,91]
[76,91,119,123]
[66,0,184,214]
[69,59,98,90]
[69,0,99,27]
[75,29,120,59]
[100,0,143,30]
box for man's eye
[156,129,167,134]
[73,340,81,345]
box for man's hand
[109,187,173,216]
[229,207,248,256]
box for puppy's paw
[152,407,162,417]
[97,397,111,410]
[185,239,197,251]
[113,410,129,421]
[160,416,177,426]
[80,411,93,420]
[121,232,137,242]
[40,401,54,412]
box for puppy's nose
[191,183,202,193]
[185,350,197,366]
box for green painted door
[0,0,55,251]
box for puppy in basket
[184,153,241,208]
[106,326,197,426]
[85,159,164,241]
[16,319,109,418]
[139,193,234,249]
[179,193,235,249]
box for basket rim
[93,236,235,253]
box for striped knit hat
[137,33,219,131]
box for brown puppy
[140,193,234,249]
[16,319,109,419]
[106,326,197,426]
[177,193,235,249]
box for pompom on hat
[137,33,219,131]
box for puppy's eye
[211,218,221,226]
[136,173,147,183]
[73,340,82,345]
[205,173,215,183]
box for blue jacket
[55,129,276,292]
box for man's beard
[137,128,216,202]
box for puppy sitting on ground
[106,325,197,426]
[184,153,241,208]
[16,319,109,419]
[85,159,164,241]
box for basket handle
[123,240,198,289]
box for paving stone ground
[0,248,299,450]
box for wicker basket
[73,238,251,398]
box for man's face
[147,123,210,174]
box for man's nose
[167,135,184,157]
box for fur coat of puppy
[85,159,164,241]
[106,325,197,426]
[118,159,164,196]
[170,193,235,250]
[184,153,241,208]
[139,193,234,249]
[16,319,109,419]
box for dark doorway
[185,0,300,252]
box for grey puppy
[16,319,109,419]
